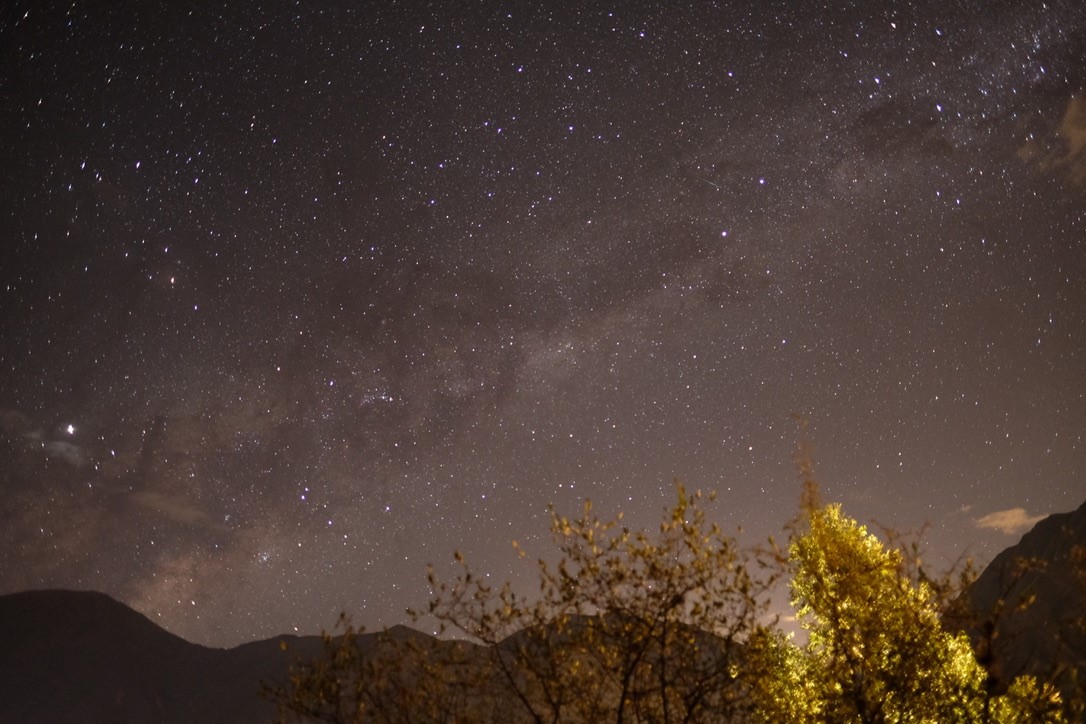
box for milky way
[1,1,1084,646]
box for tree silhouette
[421,484,778,723]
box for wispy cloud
[44,440,87,466]
[975,507,1045,535]
[132,491,229,530]
[0,407,35,435]
[1055,95,1086,185]
[1018,95,1086,188]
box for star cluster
[1,1,1084,646]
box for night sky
[1,1,1084,648]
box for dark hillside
[0,589,316,723]
[962,501,1086,706]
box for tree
[753,502,1066,723]
[268,479,1077,723]
[265,615,491,723]
[421,484,779,723]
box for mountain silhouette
[0,589,325,723]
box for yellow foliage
[752,503,1066,723]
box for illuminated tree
[753,502,1066,723]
